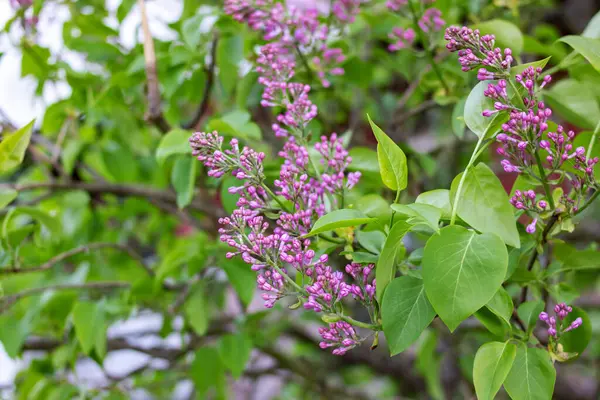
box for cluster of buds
[318,322,361,355]
[225,0,360,93]
[446,25,599,231]
[386,0,445,52]
[539,304,582,338]
[444,26,513,78]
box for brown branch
[138,0,170,133]
[182,35,219,130]
[0,242,151,275]
[1,181,220,217]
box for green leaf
[382,276,436,355]
[473,19,524,55]
[452,98,467,139]
[367,115,407,192]
[553,241,600,271]
[116,0,136,22]
[171,155,197,209]
[583,10,600,38]
[545,79,600,130]
[504,345,556,400]
[415,189,452,219]
[451,163,520,248]
[475,307,510,337]
[2,206,61,245]
[376,220,412,302]
[306,209,376,237]
[356,230,385,254]
[517,301,544,335]
[416,330,444,400]
[464,81,509,138]
[560,307,592,354]
[219,333,252,379]
[0,188,17,210]
[0,120,35,174]
[221,257,255,307]
[72,302,106,359]
[0,314,30,358]
[356,194,392,218]
[390,203,441,232]
[191,347,226,397]
[351,252,380,263]
[156,128,192,165]
[486,287,514,327]
[218,35,243,95]
[422,225,508,331]
[207,110,262,140]
[473,341,517,400]
[559,36,600,74]
[185,284,209,336]
[181,14,204,49]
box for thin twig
[182,36,219,130]
[138,0,170,133]
[0,242,151,276]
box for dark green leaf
[185,284,209,336]
[219,333,252,379]
[517,301,544,335]
[560,307,592,354]
[171,155,197,209]
[376,220,412,302]
[72,301,106,358]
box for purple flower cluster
[225,0,360,92]
[386,0,445,52]
[539,303,582,338]
[446,26,599,230]
[319,321,360,355]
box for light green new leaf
[451,163,520,248]
[72,302,106,358]
[416,189,452,219]
[473,341,517,400]
[545,79,600,130]
[156,128,192,165]
[382,276,436,355]
[486,287,514,327]
[306,209,376,237]
[219,333,253,379]
[422,225,508,332]
[0,119,34,174]
[559,36,600,74]
[0,188,17,210]
[185,284,209,336]
[510,57,552,78]
[356,230,386,254]
[367,115,407,192]
[517,301,544,335]
[583,10,600,38]
[0,314,30,358]
[390,203,441,232]
[376,220,412,302]
[504,345,556,400]
[464,82,508,138]
[171,155,197,209]
[473,20,524,55]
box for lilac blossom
[388,27,416,52]
[418,8,445,33]
[319,322,360,355]
[539,303,582,338]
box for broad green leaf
[452,98,467,139]
[156,235,206,280]
[2,206,61,245]
[517,301,544,335]
[351,252,379,263]
[60,139,83,175]
[559,36,600,74]
[451,163,520,248]
[473,341,517,400]
[218,35,243,95]
[583,10,600,38]
[219,333,252,379]
[545,79,600,130]
[185,284,209,336]
[486,287,514,327]
[191,347,226,397]
[356,230,385,254]
[422,225,508,331]
[72,302,106,358]
[504,345,556,400]
[473,20,524,55]
[348,146,381,176]
[221,257,255,307]
[560,307,592,354]
[390,203,441,232]
[464,81,508,138]
[356,194,392,218]
[376,220,412,301]
[367,115,407,192]
[207,110,262,140]
[0,188,17,210]
[156,128,192,165]
[181,14,204,49]
[0,314,30,358]
[306,209,376,237]
[382,276,436,355]
[0,120,34,174]
[416,189,452,219]
[475,307,510,337]
[171,155,197,209]
[553,241,600,271]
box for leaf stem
[450,135,485,225]
[586,119,600,159]
[339,315,381,330]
